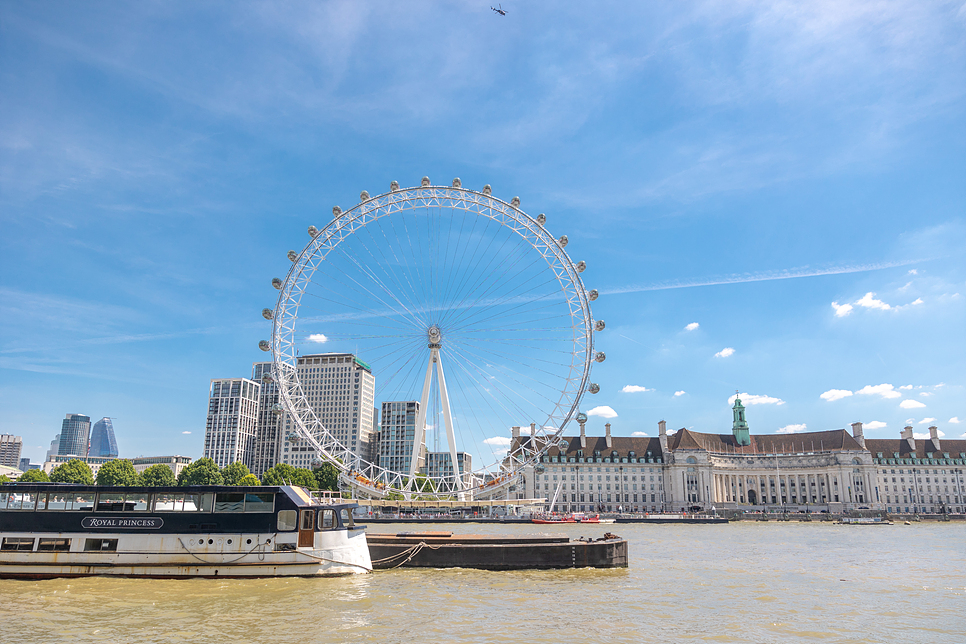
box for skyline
[1,2,964,464]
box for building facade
[377,401,420,474]
[280,353,376,468]
[58,414,91,457]
[506,399,966,515]
[131,455,193,478]
[424,450,472,486]
[89,418,119,458]
[251,361,281,477]
[202,378,261,470]
[0,434,23,469]
[46,434,60,462]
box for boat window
[277,510,297,531]
[319,509,336,530]
[84,539,118,552]
[37,538,71,552]
[127,493,150,511]
[214,493,245,512]
[339,508,355,528]
[33,493,49,510]
[45,493,70,510]
[300,510,315,531]
[72,493,95,511]
[184,494,204,512]
[96,493,129,512]
[154,493,183,511]
[244,493,274,513]
[0,492,7,508]
[1,537,35,551]
[6,492,39,511]
[197,493,214,512]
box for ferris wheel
[260,177,604,498]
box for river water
[2,522,963,643]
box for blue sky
[1,1,964,465]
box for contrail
[601,258,927,295]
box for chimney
[579,416,587,449]
[530,422,536,438]
[850,421,865,448]
[901,425,915,452]
[658,420,668,452]
[605,422,612,448]
[511,426,520,440]
[929,425,940,450]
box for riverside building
[203,378,261,470]
[508,397,966,515]
[279,353,376,469]
[89,418,119,458]
[0,435,23,469]
[251,361,282,477]
[58,414,91,457]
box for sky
[1,1,964,466]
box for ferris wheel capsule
[594,320,605,331]
[588,383,600,394]
[261,373,273,384]
[308,225,318,237]
[558,235,568,247]
[452,178,461,188]
[482,184,492,195]
[360,190,370,201]
[390,180,400,191]
[511,196,520,207]
[332,206,342,218]
[576,261,587,273]
[262,308,274,320]
[272,278,283,290]
[536,213,546,225]
[588,289,599,301]
[287,250,298,262]
[259,340,271,352]
[421,176,431,187]
[595,351,606,363]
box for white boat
[0,483,371,579]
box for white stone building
[202,378,261,470]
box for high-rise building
[279,353,376,468]
[424,451,472,485]
[0,434,23,469]
[58,414,91,457]
[46,434,60,462]
[377,401,421,474]
[203,378,261,470]
[89,418,119,458]
[251,361,281,477]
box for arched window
[686,456,697,464]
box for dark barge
[366,531,627,570]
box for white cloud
[820,389,853,402]
[181,431,191,434]
[715,347,735,358]
[864,421,887,430]
[909,298,924,306]
[483,436,511,447]
[631,431,648,437]
[908,269,918,275]
[914,430,944,439]
[674,390,686,397]
[856,292,892,311]
[307,333,328,343]
[949,417,961,424]
[586,405,618,419]
[777,423,807,434]
[622,385,652,393]
[918,418,936,424]
[856,383,901,399]
[899,385,913,390]
[831,301,853,317]
[685,322,700,331]
[919,392,932,397]
[905,418,916,424]
[728,393,785,406]
[900,399,926,409]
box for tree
[140,463,177,487]
[18,469,50,483]
[49,459,95,485]
[176,458,223,486]
[222,461,252,486]
[0,474,9,483]
[239,473,260,486]
[261,463,317,489]
[96,459,140,486]
[313,462,340,491]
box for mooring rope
[370,541,443,570]
[176,537,372,572]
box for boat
[531,515,576,524]
[367,531,628,570]
[836,516,892,525]
[0,483,372,579]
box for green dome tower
[732,393,750,446]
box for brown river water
[2,521,963,643]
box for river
[2,521,963,643]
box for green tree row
[7,458,341,491]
